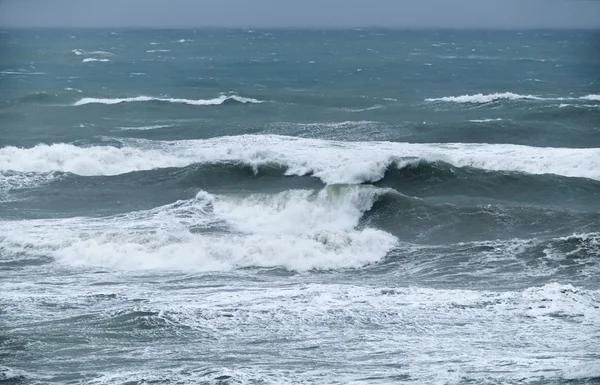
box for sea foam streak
[0,186,397,271]
[73,94,263,106]
[1,135,599,182]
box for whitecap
[116,124,172,131]
[82,58,110,63]
[469,118,504,123]
[73,94,263,106]
[426,92,545,103]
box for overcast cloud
[0,0,599,29]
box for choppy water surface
[1,29,599,384]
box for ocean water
[1,28,599,384]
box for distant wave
[426,92,545,103]
[469,118,503,123]
[82,58,111,63]
[116,124,172,131]
[17,92,57,104]
[342,105,385,112]
[73,49,113,56]
[146,49,170,53]
[73,94,263,106]
[581,94,600,101]
[1,135,598,182]
[0,70,46,76]
[559,103,600,109]
[426,92,600,104]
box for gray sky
[1,0,599,29]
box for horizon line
[1,25,600,31]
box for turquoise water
[1,29,599,384]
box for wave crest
[1,136,598,182]
[73,94,263,106]
[426,92,543,103]
[82,58,111,63]
[426,92,600,104]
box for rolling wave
[375,160,600,209]
[73,94,263,106]
[1,135,598,182]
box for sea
[0,28,599,385]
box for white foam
[0,70,46,75]
[563,362,600,380]
[0,143,190,176]
[559,103,600,109]
[0,366,31,381]
[73,49,112,56]
[469,118,504,123]
[0,172,57,202]
[146,49,170,53]
[426,92,600,104]
[73,94,263,106]
[426,92,545,103]
[82,58,110,63]
[0,186,397,272]
[580,94,600,101]
[1,135,599,182]
[275,120,378,130]
[87,50,113,56]
[116,124,172,131]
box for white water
[426,92,600,104]
[73,94,263,106]
[1,135,599,182]
[0,186,397,272]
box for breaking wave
[426,92,600,104]
[1,135,598,182]
[0,186,397,271]
[73,94,263,106]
